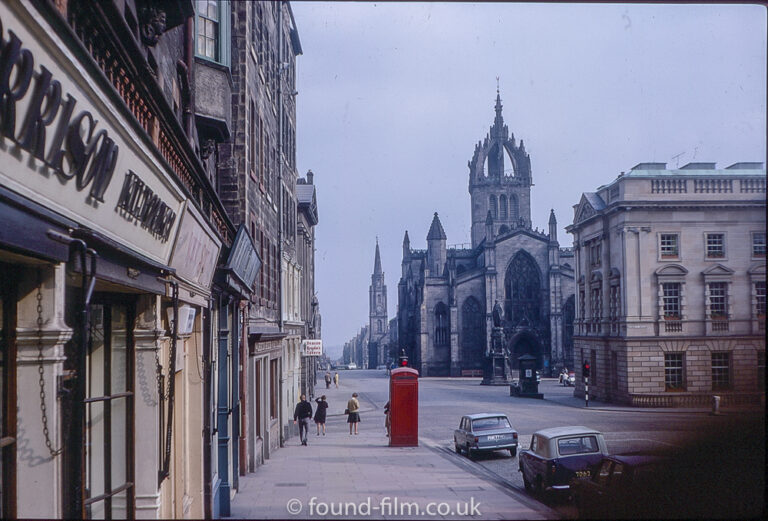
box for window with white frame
[711,352,730,390]
[705,233,725,259]
[708,282,728,318]
[664,353,684,390]
[662,283,681,318]
[756,281,766,317]
[660,233,679,259]
[195,0,230,66]
[752,232,766,258]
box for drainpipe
[158,280,179,485]
[47,232,97,519]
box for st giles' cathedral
[396,91,576,378]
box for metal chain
[36,270,61,457]
[154,339,170,401]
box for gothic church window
[489,195,498,219]
[434,303,449,346]
[509,195,519,222]
[499,195,507,219]
[461,297,484,368]
[504,251,541,327]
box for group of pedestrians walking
[292,372,362,444]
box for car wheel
[534,476,544,496]
[522,473,532,491]
[466,445,475,460]
[509,447,517,457]
[454,442,461,454]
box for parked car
[454,413,519,458]
[570,454,670,518]
[347,362,358,369]
[518,426,608,498]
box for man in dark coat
[293,394,313,446]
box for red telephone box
[389,367,418,447]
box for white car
[347,362,358,369]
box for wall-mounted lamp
[167,305,196,335]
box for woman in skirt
[346,392,360,435]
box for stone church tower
[397,89,576,377]
[469,89,533,247]
[368,239,389,368]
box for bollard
[711,395,721,415]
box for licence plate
[487,435,505,441]
[575,470,590,478]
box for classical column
[133,294,164,519]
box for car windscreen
[472,417,511,431]
[557,435,599,456]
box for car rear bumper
[477,443,518,451]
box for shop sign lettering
[0,13,175,241]
[116,171,176,242]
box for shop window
[659,233,679,259]
[195,0,230,66]
[664,353,684,390]
[85,302,134,519]
[705,233,725,259]
[711,352,731,390]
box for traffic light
[398,350,409,367]
[582,360,591,378]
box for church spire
[374,237,382,275]
[494,78,504,129]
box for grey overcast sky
[291,2,767,359]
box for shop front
[0,3,218,518]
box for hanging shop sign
[0,5,183,265]
[224,224,261,289]
[302,339,323,357]
[168,202,221,292]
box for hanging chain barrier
[36,268,61,457]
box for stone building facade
[567,162,766,407]
[397,92,575,377]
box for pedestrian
[334,372,339,388]
[384,400,391,437]
[324,371,332,389]
[314,395,328,435]
[346,392,360,435]
[293,394,313,446]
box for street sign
[303,339,323,356]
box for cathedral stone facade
[397,92,576,377]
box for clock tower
[368,239,388,367]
